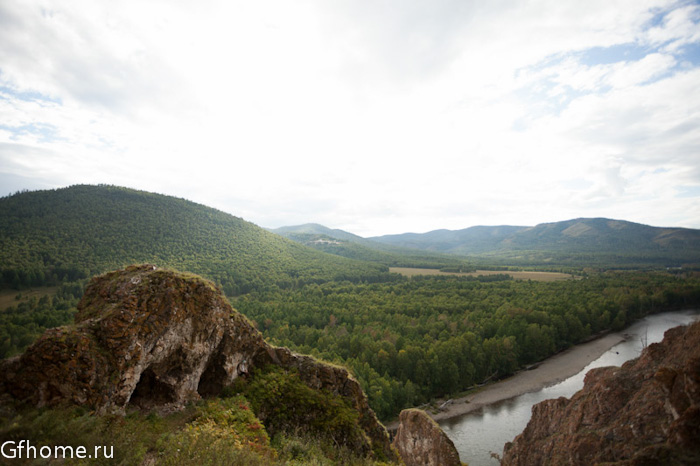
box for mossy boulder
[0,265,396,460]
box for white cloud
[646,3,700,52]
[0,0,699,236]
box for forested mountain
[370,218,700,267]
[0,185,389,294]
[370,225,528,253]
[271,223,474,270]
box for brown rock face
[392,408,462,466]
[0,265,395,460]
[502,320,700,465]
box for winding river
[438,309,700,466]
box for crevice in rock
[129,367,176,409]
[197,352,227,398]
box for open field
[390,267,575,282]
[0,286,59,311]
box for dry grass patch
[0,286,59,312]
[389,267,574,282]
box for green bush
[237,365,366,451]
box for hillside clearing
[0,286,59,312]
[390,267,575,281]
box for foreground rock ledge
[502,319,700,465]
[393,408,462,466]
[0,265,395,460]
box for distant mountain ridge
[269,223,474,269]
[369,225,529,254]
[274,219,700,267]
[369,218,700,266]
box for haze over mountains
[269,223,472,269]
[371,218,700,255]
[273,218,700,268]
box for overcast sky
[1,0,699,237]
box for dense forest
[233,271,700,420]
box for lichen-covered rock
[0,265,396,461]
[502,320,700,465]
[1,265,260,412]
[392,408,462,466]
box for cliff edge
[0,265,395,461]
[502,319,700,465]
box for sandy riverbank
[386,331,626,429]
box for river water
[438,309,700,466]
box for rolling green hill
[0,185,389,294]
[370,218,700,267]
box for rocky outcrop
[392,408,462,466]
[0,265,395,460]
[502,320,700,465]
